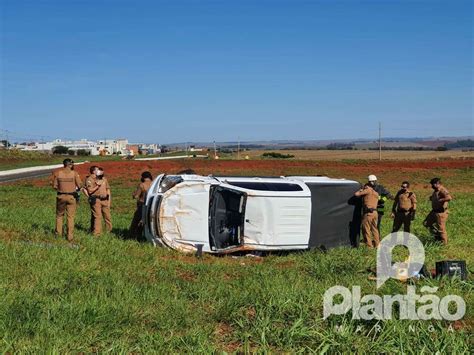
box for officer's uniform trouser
[56,195,77,240]
[424,210,449,244]
[92,199,112,235]
[89,208,95,233]
[392,211,412,233]
[377,212,383,232]
[129,203,144,240]
[362,211,380,248]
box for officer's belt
[92,195,109,201]
[57,192,75,195]
[363,207,376,214]
[397,208,411,213]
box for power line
[0,129,78,142]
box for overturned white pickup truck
[143,174,362,254]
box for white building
[139,143,160,154]
[95,139,129,155]
[13,137,143,156]
[115,139,129,154]
[53,139,100,155]
[14,139,100,155]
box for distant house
[189,145,203,152]
[127,144,140,155]
[138,143,160,155]
[115,139,129,155]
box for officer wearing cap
[367,174,393,233]
[354,183,380,248]
[391,181,417,233]
[82,165,99,232]
[129,171,153,240]
[423,178,452,244]
[51,158,82,241]
[86,167,112,236]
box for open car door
[209,186,246,251]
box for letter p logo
[376,232,425,288]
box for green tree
[52,145,69,154]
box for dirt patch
[222,272,234,281]
[177,269,197,282]
[0,228,23,242]
[215,322,234,337]
[245,306,256,320]
[214,322,241,353]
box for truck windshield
[209,186,246,250]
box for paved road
[0,162,86,184]
[0,168,55,183]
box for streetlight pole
[378,122,382,161]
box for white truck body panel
[243,196,311,248]
[143,174,359,253]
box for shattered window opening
[227,181,303,192]
[209,187,246,250]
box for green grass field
[0,160,472,352]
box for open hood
[158,182,211,252]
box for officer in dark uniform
[391,181,417,233]
[130,171,153,240]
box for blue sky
[1,0,472,143]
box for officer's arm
[106,179,111,204]
[82,185,90,197]
[382,185,393,199]
[392,196,398,213]
[52,172,58,190]
[354,188,368,197]
[86,181,100,195]
[132,185,142,199]
[75,173,82,189]
[411,194,417,211]
[439,191,452,203]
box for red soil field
[85,158,474,174]
[20,158,473,192]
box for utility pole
[237,137,240,160]
[213,141,217,159]
[378,122,382,161]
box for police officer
[367,174,393,233]
[423,178,452,245]
[82,165,98,232]
[86,167,112,236]
[52,158,82,241]
[391,181,417,233]
[355,183,380,248]
[129,171,153,240]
